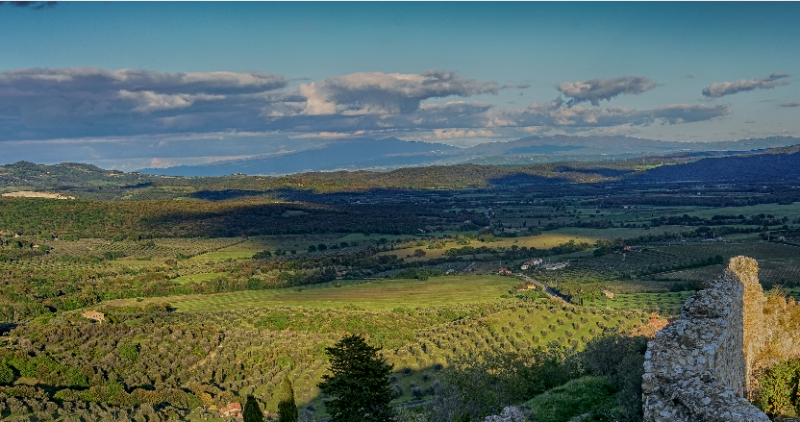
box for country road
[518,273,568,304]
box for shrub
[392,384,404,398]
[524,376,620,422]
[756,359,800,416]
[581,332,648,421]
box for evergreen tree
[243,395,263,422]
[278,377,298,422]
[318,334,395,422]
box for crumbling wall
[641,256,800,422]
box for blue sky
[0,1,798,170]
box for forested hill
[0,161,158,195]
[630,150,800,183]
[2,144,800,199]
[0,158,675,199]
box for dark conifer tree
[318,334,394,422]
[278,377,298,422]
[243,395,263,422]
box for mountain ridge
[137,135,800,177]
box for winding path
[517,273,568,304]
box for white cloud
[557,76,657,106]
[0,67,288,94]
[299,69,499,116]
[494,100,730,128]
[119,90,225,112]
[427,129,498,140]
[0,66,740,150]
[702,72,790,98]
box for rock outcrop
[642,256,800,422]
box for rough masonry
[642,256,800,422]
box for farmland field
[116,275,521,312]
[1,159,800,422]
[378,233,598,262]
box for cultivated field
[117,275,520,312]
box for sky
[0,1,799,170]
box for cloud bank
[702,72,790,98]
[557,76,657,106]
[298,69,499,115]
[0,1,56,9]
[494,101,730,128]
[0,66,735,151]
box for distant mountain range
[4,139,800,200]
[143,137,458,177]
[138,135,800,177]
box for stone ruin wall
[642,256,800,422]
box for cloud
[119,90,225,112]
[298,69,499,115]
[702,72,791,98]
[288,131,365,140]
[0,67,288,94]
[0,1,56,9]
[494,100,730,128]
[502,82,531,89]
[426,129,498,140]
[0,67,291,140]
[0,66,735,151]
[780,102,800,108]
[557,76,657,106]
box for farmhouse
[219,402,242,418]
[520,258,543,270]
[82,311,105,323]
[542,262,569,270]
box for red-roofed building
[219,402,242,418]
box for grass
[188,251,254,263]
[379,233,598,262]
[172,272,228,285]
[124,275,520,312]
[677,203,800,220]
[582,291,694,311]
[524,376,621,422]
[550,225,688,241]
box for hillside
[2,143,800,201]
[630,150,800,183]
[141,137,460,177]
[137,135,800,177]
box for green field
[583,291,694,312]
[380,233,598,262]
[188,251,255,263]
[131,275,520,312]
[172,272,229,285]
[678,203,800,220]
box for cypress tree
[278,377,298,422]
[243,395,263,422]
[318,334,395,422]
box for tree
[243,395,264,422]
[277,377,298,422]
[318,334,395,422]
